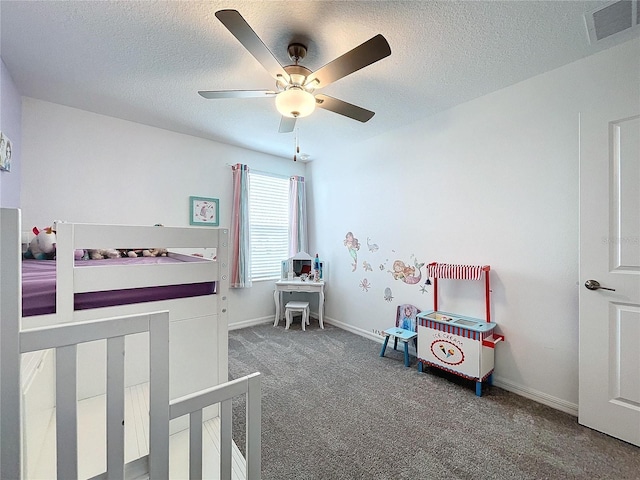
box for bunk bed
[0,208,261,479]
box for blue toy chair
[380,304,421,367]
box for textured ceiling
[1,1,638,162]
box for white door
[578,88,640,445]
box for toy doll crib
[416,262,504,396]
[0,208,261,479]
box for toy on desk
[380,304,422,367]
[416,262,505,396]
[313,253,323,281]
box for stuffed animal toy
[23,227,57,260]
[119,248,168,257]
[120,249,150,258]
[88,248,122,260]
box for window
[249,172,289,281]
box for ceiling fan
[198,9,391,133]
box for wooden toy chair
[380,304,421,367]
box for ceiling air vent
[585,0,639,43]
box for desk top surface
[276,279,325,286]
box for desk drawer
[287,284,315,292]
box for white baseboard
[229,316,272,331]
[491,376,578,416]
[323,316,387,344]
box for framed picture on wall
[190,196,219,226]
[0,132,12,172]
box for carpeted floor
[228,322,639,480]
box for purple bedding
[22,257,216,317]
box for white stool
[285,301,310,331]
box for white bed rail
[168,373,262,480]
[54,221,228,321]
[12,310,261,480]
[1,207,23,480]
[21,311,169,480]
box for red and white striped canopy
[427,263,489,280]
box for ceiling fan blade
[314,94,375,122]
[215,9,288,81]
[198,90,276,99]
[279,116,297,133]
[305,34,391,89]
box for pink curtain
[230,164,251,288]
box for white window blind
[249,172,289,281]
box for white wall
[20,98,305,326]
[307,39,639,412]
[0,58,22,207]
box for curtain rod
[225,163,296,180]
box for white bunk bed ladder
[15,311,261,480]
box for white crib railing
[11,310,260,480]
[169,372,261,480]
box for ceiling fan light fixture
[275,87,316,118]
[275,74,289,90]
[303,78,320,91]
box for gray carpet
[228,322,639,480]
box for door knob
[584,279,615,291]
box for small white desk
[274,280,325,329]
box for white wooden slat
[56,344,78,480]
[148,312,170,480]
[168,251,214,263]
[0,208,22,480]
[55,221,76,320]
[106,336,125,480]
[216,229,230,387]
[169,373,259,420]
[220,399,233,480]
[65,223,221,250]
[20,314,151,353]
[246,374,262,480]
[72,260,218,292]
[215,229,230,293]
[189,410,203,479]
